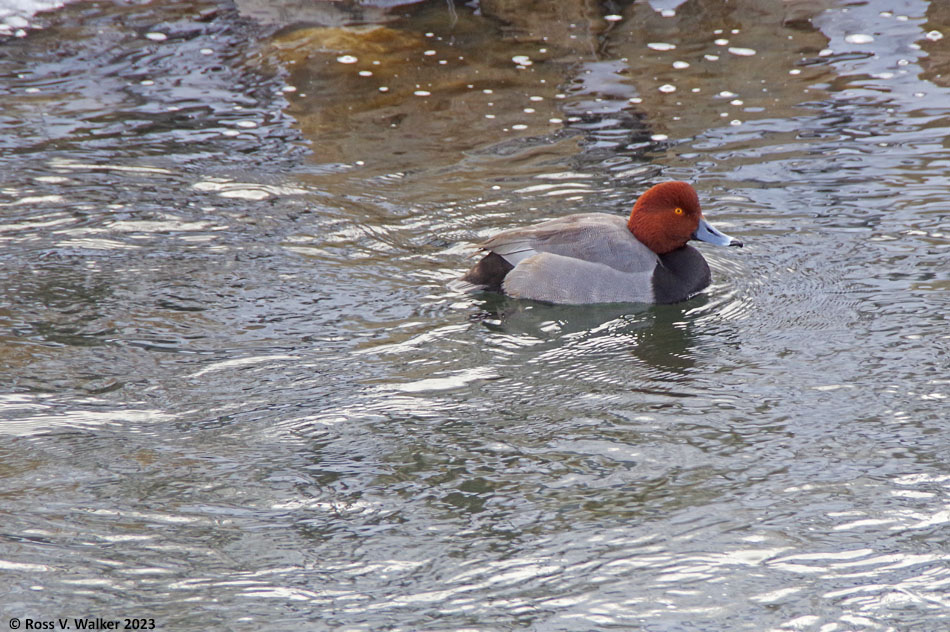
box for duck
[455,181,742,304]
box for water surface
[1,0,949,630]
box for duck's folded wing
[502,252,657,304]
[480,213,657,273]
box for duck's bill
[692,217,743,247]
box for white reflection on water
[0,394,171,436]
[190,354,300,378]
[0,559,52,572]
[393,367,498,393]
[56,238,139,251]
[192,179,308,200]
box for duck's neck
[628,214,678,255]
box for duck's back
[480,213,655,273]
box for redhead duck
[456,181,742,304]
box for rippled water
[2,0,949,630]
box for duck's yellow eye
[674,207,684,215]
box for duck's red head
[627,181,740,254]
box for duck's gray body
[458,213,711,304]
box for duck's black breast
[460,251,514,292]
[652,245,711,304]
